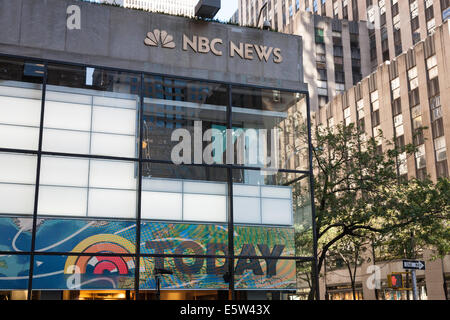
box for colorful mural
[0,217,296,290]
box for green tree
[326,236,367,300]
[305,122,449,299]
[376,177,450,260]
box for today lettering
[145,241,285,276]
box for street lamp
[154,268,173,300]
[256,1,271,30]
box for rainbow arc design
[64,234,144,276]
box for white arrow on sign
[403,260,425,270]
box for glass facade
[0,55,314,299]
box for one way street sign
[403,260,426,270]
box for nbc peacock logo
[144,29,176,49]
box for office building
[315,0,450,71]
[0,0,315,300]
[238,1,372,111]
[313,21,449,300]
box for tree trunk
[307,263,316,300]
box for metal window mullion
[27,62,48,300]
[134,73,145,300]
[306,93,320,301]
[226,84,235,300]
[86,95,94,217]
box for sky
[214,0,238,22]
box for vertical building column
[342,22,353,89]
[398,0,413,51]
[416,42,437,181]
[359,21,371,78]
[423,249,446,300]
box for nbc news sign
[144,29,284,64]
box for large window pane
[0,153,37,215]
[0,254,30,290]
[0,57,43,150]
[43,64,140,158]
[38,156,138,218]
[141,162,228,223]
[140,222,228,256]
[142,76,227,164]
[34,218,136,254]
[0,217,33,252]
[139,257,228,290]
[233,169,313,258]
[231,87,309,171]
[32,255,135,290]
[234,258,297,290]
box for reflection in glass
[142,76,228,164]
[232,87,309,172]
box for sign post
[411,270,418,300]
[402,260,425,300]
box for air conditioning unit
[195,0,220,19]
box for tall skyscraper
[237,0,450,300]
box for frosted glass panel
[88,189,136,218]
[92,106,136,135]
[90,133,136,158]
[0,125,39,150]
[233,184,259,197]
[93,96,136,109]
[233,196,260,224]
[142,178,182,193]
[0,85,41,99]
[261,199,292,225]
[0,153,37,184]
[44,101,91,131]
[183,194,227,222]
[261,186,291,199]
[45,90,91,105]
[43,129,90,154]
[38,186,87,216]
[0,96,41,126]
[0,183,35,214]
[40,157,89,187]
[89,160,136,190]
[141,191,182,221]
[183,181,227,195]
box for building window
[392,98,402,116]
[319,95,329,107]
[315,28,325,43]
[317,68,328,81]
[435,134,449,177]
